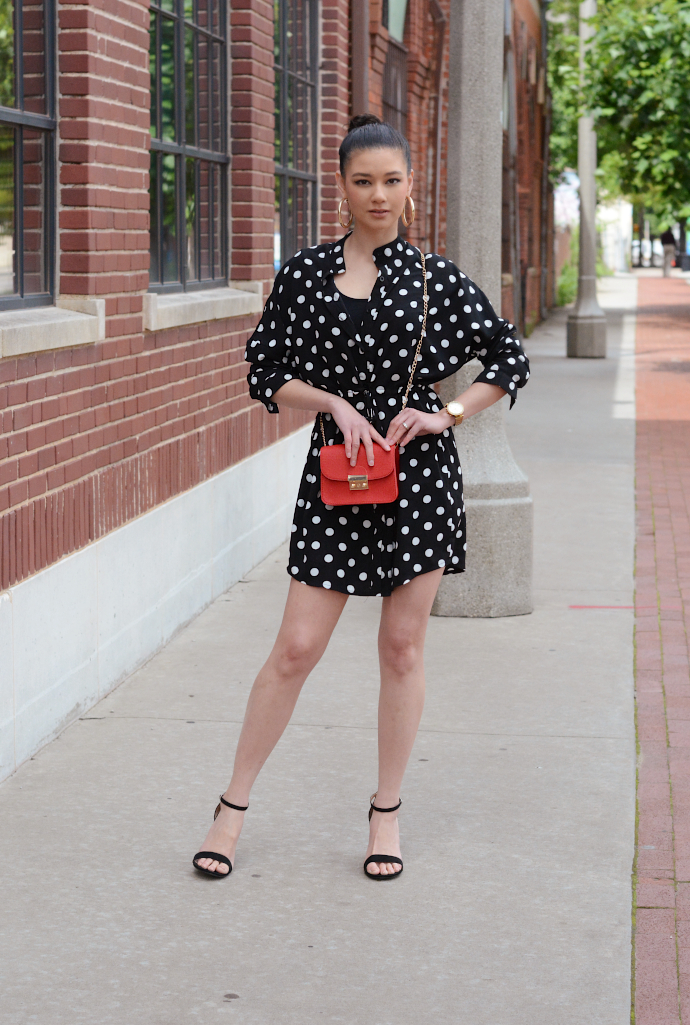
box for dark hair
[339,114,412,174]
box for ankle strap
[219,795,248,812]
[369,795,402,814]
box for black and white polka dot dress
[246,234,530,597]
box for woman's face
[336,147,413,234]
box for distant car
[651,238,664,267]
[640,238,652,267]
[631,240,640,267]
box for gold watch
[444,401,465,426]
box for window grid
[274,0,318,270]
[382,38,408,138]
[0,0,56,311]
[149,0,229,293]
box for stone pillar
[432,0,533,618]
[566,0,606,358]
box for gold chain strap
[319,248,428,447]
[401,250,428,410]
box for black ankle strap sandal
[192,795,249,879]
[363,793,403,881]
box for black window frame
[274,0,319,270]
[0,0,57,312]
[149,0,229,295]
[382,38,408,138]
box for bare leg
[195,579,348,874]
[365,567,444,876]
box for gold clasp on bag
[348,474,369,491]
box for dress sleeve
[244,275,297,414]
[426,257,530,408]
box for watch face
[447,401,464,416]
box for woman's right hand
[329,396,391,467]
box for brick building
[0,0,552,781]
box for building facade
[0,0,552,781]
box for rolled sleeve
[245,290,298,414]
[437,260,530,408]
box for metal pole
[566,0,606,357]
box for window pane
[274,0,317,264]
[212,163,222,278]
[198,160,210,279]
[149,150,159,283]
[22,128,44,294]
[161,152,177,282]
[185,27,195,145]
[197,33,209,150]
[274,176,281,272]
[160,15,175,143]
[0,125,14,295]
[274,66,281,166]
[284,175,313,260]
[185,156,197,281]
[22,0,45,115]
[0,0,15,109]
[211,41,222,152]
[149,19,157,139]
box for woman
[193,115,529,881]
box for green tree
[587,0,690,218]
[546,0,580,180]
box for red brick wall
[0,0,308,592]
[230,0,275,291]
[360,0,449,255]
[0,318,307,589]
[320,2,350,243]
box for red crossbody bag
[319,250,428,507]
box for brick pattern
[634,277,690,1024]
[230,0,275,291]
[504,0,551,332]
[0,317,307,589]
[0,0,314,591]
[363,0,449,254]
[319,2,350,244]
[59,0,150,310]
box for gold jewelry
[338,198,353,229]
[444,401,464,426]
[401,195,415,227]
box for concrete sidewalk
[0,286,637,1025]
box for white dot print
[245,240,529,595]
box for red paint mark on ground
[634,275,690,1025]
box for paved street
[0,284,638,1024]
[632,273,690,1025]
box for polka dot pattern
[245,234,530,596]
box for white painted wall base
[0,425,311,783]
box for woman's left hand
[385,408,453,448]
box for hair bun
[347,113,383,133]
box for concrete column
[566,0,606,358]
[433,0,533,618]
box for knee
[380,632,422,677]
[272,633,323,680]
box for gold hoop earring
[401,195,415,227]
[338,198,354,229]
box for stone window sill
[143,283,263,332]
[0,299,106,359]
